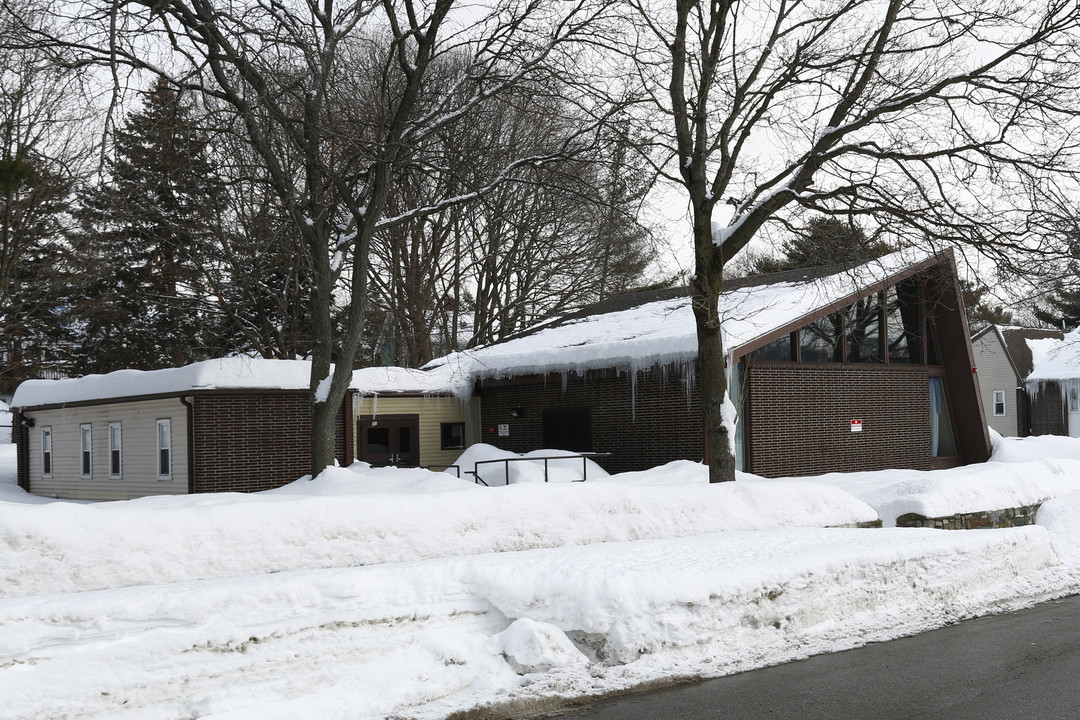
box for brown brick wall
[1029,382,1066,436]
[478,367,703,475]
[747,363,931,477]
[478,363,938,478]
[191,392,347,493]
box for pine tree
[1033,279,1080,331]
[750,217,895,274]
[68,79,224,373]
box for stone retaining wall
[895,503,1041,530]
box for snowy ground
[3,436,1080,719]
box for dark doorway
[359,415,419,467]
[542,409,592,452]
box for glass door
[359,415,420,467]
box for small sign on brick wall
[498,424,510,437]
[850,419,863,433]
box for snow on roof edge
[12,358,472,409]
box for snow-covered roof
[12,357,472,408]
[427,248,942,380]
[1027,327,1080,383]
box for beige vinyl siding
[353,394,479,470]
[24,398,189,500]
[972,333,1020,437]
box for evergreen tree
[960,278,1013,331]
[68,79,224,372]
[1033,252,1080,331]
[750,217,895,274]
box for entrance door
[359,415,419,467]
[542,409,592,452]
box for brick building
[10,359,472,500]
[428,249,992,477]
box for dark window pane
[800,315,843,362]
[845,295,883,363]
[886,281,922,364]
[366,427,390,454]
[43,453,51,475]
[82,452,91,476]
[110,450,121,475]
[441,422,465,450]
[160,449,170,476]
[398,426,412,453]
[749,334,793,363]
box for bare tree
[0,0,91,391]
[26,0,617,474]
[626,0,1080,482]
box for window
[845,295,883,363]
[748,333,794,363]
[441,422,466,450]
[80,424,92,478]
[41,426,53,478]
[885,281,922,364]
[800,314,843,362]
[108,422,122,478]
[930,378,958,457]
[1069,381,1080,413]
[157,419,172,479]
[993,390,1006,417]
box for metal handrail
[423,464,461,478]
[470,452,612,486]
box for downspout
[13,408,29,492]
[344,391,355,464]
[180,395,195,494]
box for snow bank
[1,526,1070,720]
[791,435,1080,526]
[0,462,877,599]
[1037,495,1080,566]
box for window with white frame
[1070,380,1080,413]
[41,426,53,478]
[80,424,92,478]
[157,419,171,479]
[108,422,122,478]
[993,390,1006,417]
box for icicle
[682,358,696,406]
[630,369,638,421]
[370,393,378,420]
[561,370,569,392]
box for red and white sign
[850,419,863,433]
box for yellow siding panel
[353,394,476,469]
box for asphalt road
[550,594,1080,720]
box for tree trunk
[689,210,737,483]
[309,392,338,478]
[691,283,737,483]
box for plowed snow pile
[2,436,1080,719]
